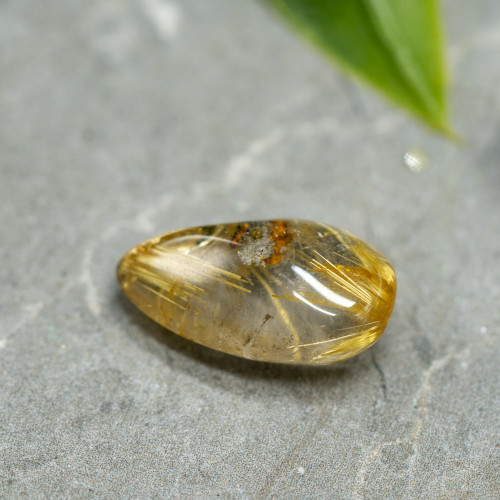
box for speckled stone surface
[1,0,499,498]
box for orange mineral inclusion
[117,220,397,365]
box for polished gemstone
[117,220,397,365]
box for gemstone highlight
[117,220,397,365]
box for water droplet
[404,148,428,173]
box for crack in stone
[370,349,388,402]
[352,345,477,497]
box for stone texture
[1,0,499,498]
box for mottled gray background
[1,0,499,498]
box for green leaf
[263,0,451,134]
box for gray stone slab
[1,0,499,497]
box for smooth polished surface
[117,220,396,365]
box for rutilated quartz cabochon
[117,220,397,365]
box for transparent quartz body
[117,220,397,365]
